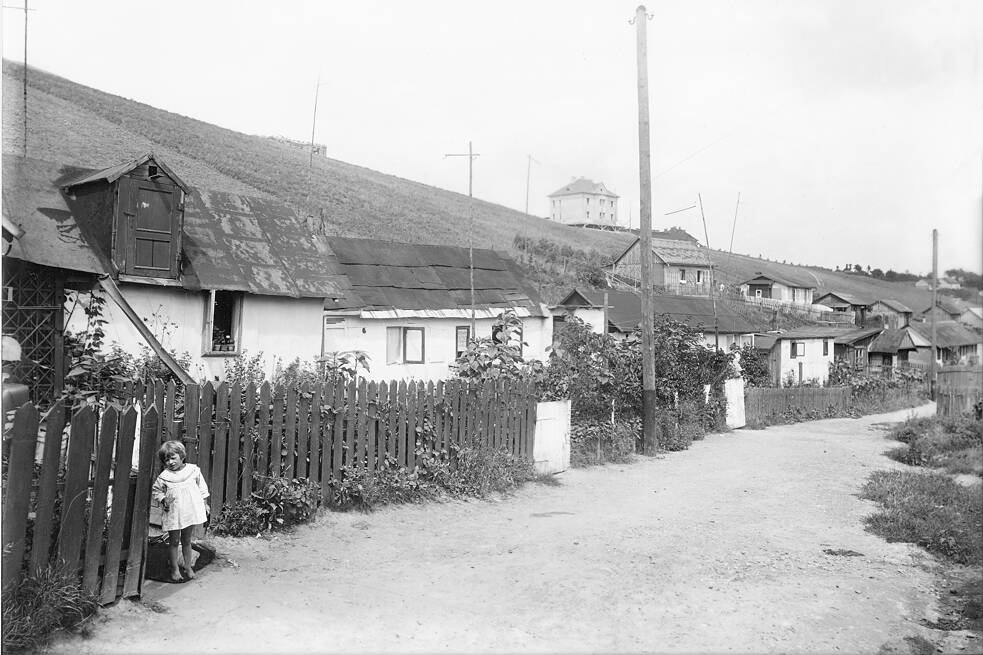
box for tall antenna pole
[23,0,28,157]
[930,228,938,399]
[445,142,481,335]
[524,154,539,215]
[726,191,740,271]
[309,72,320,170]
[698,193,719,350]
[633,5,656,454]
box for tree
[853,264,863,274]
[871,268,884,279]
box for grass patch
[1,565,98,652]
[859,470,982,565]
[886,416,982,477]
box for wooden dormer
[63,154,189,280]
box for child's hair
[158,440,187,465]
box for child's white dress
[152,463,209,531]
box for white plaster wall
[550,193,618,225]
[777,338,833,385]
[553,307,606,334]
[70,284,323,382]
[698,332,752,351]
[323,313,553,382]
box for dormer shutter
[118,177,182,278]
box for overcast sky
[3,0,981,274]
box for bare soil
[50,403,981,654]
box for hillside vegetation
[2,61,937,311]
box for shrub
[886,416,983,477]
[570,418,638,466]
[214,475,322,535]
[452,445,535,496]
[212,500,268,537]
[861,470,982,565]
[1,565,98,652]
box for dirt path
[53,404,954,654]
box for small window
[680,268,687,281]
[790,341,804,359]
[205,290,242,353]
[386,326,425,364]
[455,326,471,358]
[823,339,829,356]
[755,289,762,298]
[696,270,703,283]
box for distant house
[768,327,855,386]
[321,238,552,381]
[739,272,816,306]
[915,277,960,290]
[959,306,982,330]
[910,321,983,365]
[867,327,931,369]
[920,297,967,322]
[553,288,759,350]
[869,298,913,329]
[610,237,711,296]
[832,327,884,364]
[3,153,351,386]
[547,178,619,227]
[813,291,873,326]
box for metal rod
[698,193,719,351]
[930,228,938,399]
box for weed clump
[1,565,98,652]
[213,476,321,536]
[886,416,982,476]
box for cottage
[813,291,873,326]
[867,327,930,370]
[553,288,759,350]
[739,272,816,306]
[915,277,961,290]
[610,237,711,296]
[768,327,855,386]
[869,298,914,329]
[3,153,351,387]
[547,178,619,227]
[832,327,883,364]
[910,321,983,365]
[920,296,967,322]
[958,306,983,330]
[320,238,552,381]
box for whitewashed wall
[323,313,553,382]
[553,307,606,334]
[75,284,324,382]
[773,338,833,386]
[533,400,571,474]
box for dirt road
[54,404,953,654]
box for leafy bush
[886,416,983,476]
[453,309,545,384]
[1,565,98,652]
[213,475,321,535]
[860,470,982,565]
[570,418,638,466]
[452,445,535,496]
[732,343,770,387]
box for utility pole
[633,5,657,454]
[930,228,938,399]
[698,193,719,350]
[524,154,539,215]
[445,142,481,335]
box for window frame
[455,325,471,358]
[790,341,805,359]
[679,268,687,282]
[822,339,829,356]
[402,327,425,364]
[203,290,243,356]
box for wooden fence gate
[1,401,159,604]
[936,366,983,417]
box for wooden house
[610,237,711,296]
[920,297,967,322]
[959,306,982,330]
[832,327,883,364]
[813,291,873,326]
[767,327,856,386]
[739,272,816,306]
[3,153,351,385]
[869,298,913,329]
[867,327,930,369]
[321,238,552,381]
[910,321,983,365]
[553,288,760,350]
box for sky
[3,0,981,275]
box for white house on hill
[548,178,619,226]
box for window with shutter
[119,177,181,278]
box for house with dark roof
[610,237,712,296]
[547,178,619,227]
[869,298,913,329]
[739,272,816,306]
[553,288,760,350]
[767,327,857,386]
[959,306,983,330]
[867,327,931,369]
[920,296,967,322]
[321,238,552,381]
[832,327,884,364]
[3,153,351,386]
[910,321,982,365]
[813,291,873,326]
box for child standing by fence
[152,440,209,582]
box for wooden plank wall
[744,387,852,424]
[936,366,983,417]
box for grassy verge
[885,416,982,477]
[1,565,98,652]
[859,470,982,565]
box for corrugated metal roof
[323,237,546,315]
[559,288,762,335]
[548,178,618,198]
[3,155,349,299]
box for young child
[152,440,209,582]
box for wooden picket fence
[744,386,852,424]
[2,376,537,604]
[1,401,160,604]
[936,366,983,417]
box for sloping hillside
[2,61,633,261]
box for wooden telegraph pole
[930,228,938,399]
[445,142,481,335]
[633,5,657,453]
